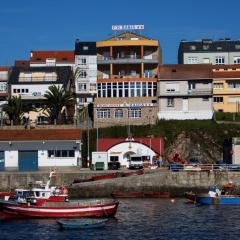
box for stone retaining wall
[1,170,240,197]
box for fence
[169,163,240,172]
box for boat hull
[57,218,108,229]
[0,199,119,218]
[196,195,240,205]
[144,192,170,198]
[184,192,197,203]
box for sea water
[0,199,240,240]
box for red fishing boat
[111,192,143,198]
[1,198,119,218]
[143,192,170,198]
[92,172,118,181]
[122,169,144,177]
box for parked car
[108,162,120,170]
[168,163,184,171]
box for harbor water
[0,198,240,240]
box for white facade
[75,55,97,106]
[4,150,80,168]
[106,141,155,167]
[11,84,62,99]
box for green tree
[44,85,75,124]
[2,96,33,125]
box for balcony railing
[188,88,212,95]
[18,77,58,82]
[97,55,159,64]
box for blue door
[0,151,5,171]
[19,151,38,171]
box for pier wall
[0,170,240,197]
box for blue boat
[196,194,240,205]
[196,185,240,205]
[57,218,109,229]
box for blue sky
[0,0,239,66]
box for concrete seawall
[1,170,240,197]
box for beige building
[94,32,161,128]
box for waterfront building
[8,66,73,124]
[178,39,240,65]
[97,137,164,167]
[158,64,213,120]
[94,32,161,128]
[74,40,97,108]
[213,64,240,113]
[30,51,75,67]
[0,129,81,171]
[0,67,10,126]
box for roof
[213,64,240,78]
[98,137,164,155]
[30,51,75,63]
[15,60,30,68]
[178,39,240,53]
[159,64,213,80]
[102,31,155,41]
[0,67,11,71]
[0,129,81,141]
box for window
[189,45,196,50]
[46,58,56,66]
[97,108,110,119]
[228,81,240,89]
[166,83,179,92]
[167,97,174,107]
[128,108,141,118]
[214,97,223,103]
[47,150,75,158]
[188,82,196,90]
[115,109,123,118]
[203,45,209,50]
[233,57,240,64]
[213,83,224,89]
[79,70,87,78]
[110,156,119,162]
[77,58,87,65]
[187,57,198,64]
[83,46,89,51]
[78,83,87,91]
[202,97,209,101]
[215,56,225,64]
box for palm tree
[2,96,33,125]
[44,85,75,124]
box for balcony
[188,88,212,96]
[97,55,159,64]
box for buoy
[171,198,176,203]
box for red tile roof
[98,138,164,155]
[30,51,75,63]
[213,64,240,78]
[0,67,11,71]
[15,60,30,67]
[159,64,213,80]
[0,129,81,141]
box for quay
[1,168,240,198]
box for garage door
[0,151,5,171]
[19,151,38,171]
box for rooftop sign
[112,25,144,31]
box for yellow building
[213,65,240,112]
[95,32,162,128]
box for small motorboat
[184,192,197,203]
[57,218,109,229]
[72,178,93,184]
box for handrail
[169,163,240,171]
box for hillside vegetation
[81,120,240,166]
